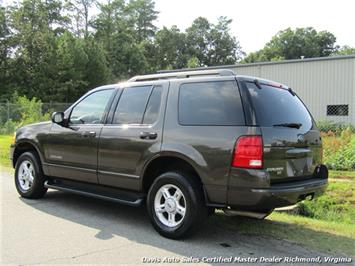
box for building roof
[158,55,355,73]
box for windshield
[245,82,313,130]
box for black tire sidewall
[14,152,46,198]
[147,172,206,239]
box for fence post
[6,100,10,121]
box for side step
[44,180,144,207]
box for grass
[297,176,354,224]
[0,134,12,168]
[329,170,355,179]
[212,211,355,256]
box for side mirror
[51,112,65,125]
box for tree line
[1,0,354,103]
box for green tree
[93,0,128,51]
[8,0,68,101]
[66,0,94,38]
[186,16,243,66]
[126,0,158,42]
[55,31,88,102]
[186,17,211,66]
[84,37,111,87]
[153,26,188,70]
[243,27,338,63]
[187,57,200,68]
[93,0,148,79]
[0,5,11,101]
[207,16,244,65]
[332,45,355,56]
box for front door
[98,81,169,190]
[46,88,116,183]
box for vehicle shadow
[20,190,353,261]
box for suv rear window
[245,82,313,129]
[179,81,245,126]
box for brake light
[232,136,263,169]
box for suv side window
[143,86,163,124]
[179,81,245,126]
[70,89,114,124]
[112,86,152,124]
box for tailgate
[262,127,322,183]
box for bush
[0,120,17,135]
[317,120,355,134]
[0,94,50,134]
[322,128,355,170]
[15,95,48,126]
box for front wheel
[147,172,208,239]
[15,151,47,199]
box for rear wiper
[288,87,296,96]
[273,123,302,129]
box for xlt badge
[267,167,284,175]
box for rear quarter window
[178,81,245,126]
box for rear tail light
[232,136,263,169]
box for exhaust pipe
[223,209,270,219]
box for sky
[154,0,355,53]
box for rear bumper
[228,177,328,211]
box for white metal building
[170,55,355,124]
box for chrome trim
[45,163,96,173]
[98,170,140,179]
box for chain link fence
[0,102,72,125]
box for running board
[44,180,144,207]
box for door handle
[140,132,158,140]
[81,131,96,137]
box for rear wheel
[15,151,47,199]
[147,171,208,239]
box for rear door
[97,81,169,191]
[163,76,249,204]
[243,81,322,184]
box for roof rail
[128,69,235,82]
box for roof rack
[128,69,235,82]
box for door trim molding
[44,163,140,179]
[98,170,140,179]
[44,163,96,173]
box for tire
[147,171,208,239]
[14,151,48,199]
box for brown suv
[10,69,328,239]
